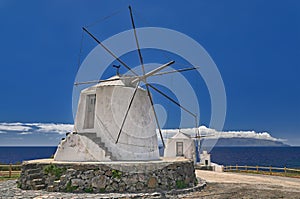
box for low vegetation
[175,180,187,189]
[44,164,66,180]
[0,175,20,181]
[225,168,300,178]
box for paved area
[196,170,300,192]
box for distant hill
[214,138,289,147]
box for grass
[0,175,20,181]
[226,169,300,178]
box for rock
[127,174,138,184]
[119,182,126,192]
[136,182,144,191]
[128,185,137,192]
[147,177,158,188]
[138,174,145,182]
[112,182,118,190]
[92,175,107,189]
[71,179,84,187]
[105,170,112,177]
[185,177,191,184]
[18,159,197,193]
[105,185,114,192]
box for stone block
[91,175,107,189]
[147,177,158,188]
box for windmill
[55,6,200,162]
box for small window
[84,94,96,129]
[176,142,184,156]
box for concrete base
[18,158,199,193]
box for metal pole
[9,163,12,178]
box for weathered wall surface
[73,84,159,161]
[18,159,197,193]
[54,134,111,162]
[164,138,196,160]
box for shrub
[43,164,66,180]
[176,180,187,189]
[112,169,122,179]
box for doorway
[176,142,183,156]
[84,94,96,129]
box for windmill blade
[82,27,139,77]
[115,81,140,144]
[152,66,200,77]
[129,5,145,75]
[148,83,197,118]
[128,6,165,148]
[131,61,175,84]
[145,83,166,148]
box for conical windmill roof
[82,75,137,93]
[170,131,192,140]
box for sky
[0,0,299,145]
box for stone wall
[18,159,197,193]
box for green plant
[100,188,106,193]
[0,175,20,181]
[194,178,198,185]
[65,180,78,192]
[112,169,122,179]
[176,180,187,189]
[43,164,66,180]
[84,187,93,193]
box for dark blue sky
[0,1,299,145]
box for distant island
[162,126,289,147]
[214,137,289,147]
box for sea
[0,146,300,168]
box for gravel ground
[1,170,300,198]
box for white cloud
[0,122,32,132]
[0,122,73,135]
[34,123,74,135]
[19,132,33,135]
[0,122,283,143]
[161,126,283,141]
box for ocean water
[0,146,300,168]
[0,147,57,164]
[210,147,300,168]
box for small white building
[200,150,211,166]
[164,131,196,162]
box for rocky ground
[1,170,300,198]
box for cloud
[0,122,73,135]
[161,125,283,141]
[19,132,33,135]
[0,122,284,146]
[34,123,74,135]
[0,122,32,132]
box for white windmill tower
[54,6,200,162]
